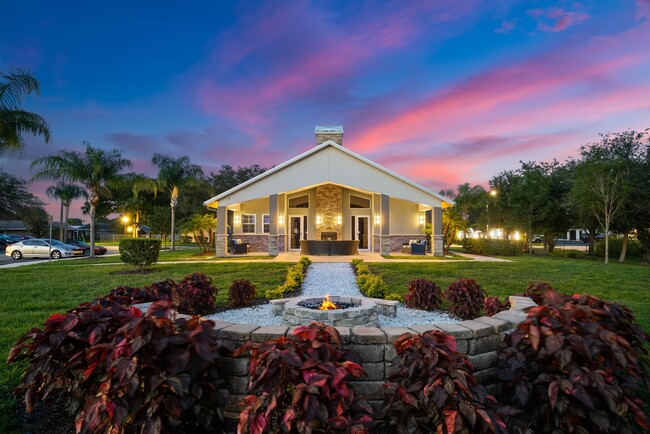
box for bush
[298,255,312,269]
[355,263,371,276]
[233,323,375,433]
[229,279,257,307]
[8,301,229,433]
[119,237,161,270]
[266,261,309,299]
[404,278,443,311]
[444,278,487,320]
[264,288,286,299]
[351,258,364,269]
[498,289,650,433]
[358,274,387,299]
[462,238,524,256]
[520,281,554,305]
[379,330,507,434]
[483,296,510,316]
[595,237,643,259]
[106,272,217,316]
[385,292,404,303]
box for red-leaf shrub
[379,330,507,434]
[176,272,218,315]
[444,278,487,320]
[106,272,217,315]
[483,296,510,317]
[498,289,650,433]
[229,279,257,307]
[8,300,229,433]
[404,278,443,311]
[519,281,554,305]
[233,323,375,434]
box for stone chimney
[315,126,343,146]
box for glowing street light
[122,215,129,236]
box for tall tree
[152,154,203,250]
[31,143,132,257]
[0,169,44,219]
[208,164,268,195]
[46,182,87,241]
[0,68,50,154]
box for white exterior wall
[389,197,422,234]
[236,197,270,234]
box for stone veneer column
[268,194,278,256]
[315,185,343,240]
[433,206,443,256]
[215,206,227,257]
[380,194,391,256]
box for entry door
[290,216,307,250]
[351,216,370,250]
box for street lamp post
[486,190,497,238]
[122,216,129,236]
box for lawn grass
[1,254,648,432]
[59,246,274,264]
[382,253,470,260]
[0,261,291,433]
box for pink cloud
[636,0,650,18]
[527,7,590,32]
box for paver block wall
[212,297,533,418]
[237,234,268,252]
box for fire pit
[279,295,379,327]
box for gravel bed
[205,262,458,326]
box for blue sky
[2,0,649,219]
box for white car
[5,238,84,260]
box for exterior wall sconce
[336,215,342,225]
[418,213,425,225]
[278,214,284,226]
[316,215,322,225]
[374,214,381,225]
[234,213,241,226]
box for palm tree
[0,68,51,154]
[152,154,203,250]
[113,172,158,237]
[46,182,87,241]
[31,142,132,257]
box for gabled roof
[204,141,455,208]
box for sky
[1,0,649,221]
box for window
[263,214,270,233]
[242,214,256,233]
[289,194,309,208]
[350,194,370,208]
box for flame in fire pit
[319,295,338,310]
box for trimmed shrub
[355,263,371,276]
[462,238,525,256]
[498,290,650,433]
[351,258,364,269]
[444,278,487,320]
[298,255,312,269]
[520,281,554,305]
[385,292,404,303]
[404,278,443,311]
[358,274,387,299]
[264,287,286,299]
[234,323,375,433]
[483,296,510,316]
[119,237,161,270]
[595,238,643,259]
[229,279,257,307]
[266,260,310,299]
[8,301,229,433]
[380,330,507,434]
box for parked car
[65,239,107,256]
[6,238,83,260]
[532,235,544,243]
[581,232,606,243]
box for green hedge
[119,238,161,270]
[462,239,525,256]
[595,238,643,259]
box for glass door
[351,216,370,250]
[290,216,307,250]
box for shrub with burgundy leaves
[444,278,487,320]
[8,301,229,434]
[379,330,507,434]
[498,289,649,433]
[519,281,555,305]
[233,323,375,434]
[483,296,510,317]
[176,272,218,315]
[404,278,443,311]
[229,279,257,307]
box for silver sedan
[6,238,84,260]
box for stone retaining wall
[209,296,536,418]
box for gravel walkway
[205,262,457,326]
